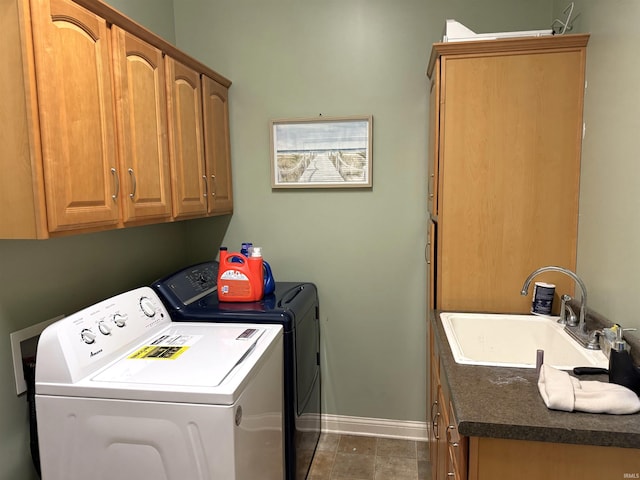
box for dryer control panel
[152,261,219,309]
[36,287,171,385]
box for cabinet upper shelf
[427,33,590,79]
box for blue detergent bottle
[263,259,275,295]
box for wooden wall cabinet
[166,61,234,219]
[1,0,232,239]
[427,35,589,314]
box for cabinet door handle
[111,167,119,200]
[446,424,459,447]
[210,174,216,197]
[128,168,136,199]
[430,400,439,425]
[202,175,208,197]
[431,403,440,439]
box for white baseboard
[321,414,428,441]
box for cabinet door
[446,402,468,480]
[436,386,450,480]
[430,320,469,480]
[438,50,584,313]
[427,63,441,218]
[112,26,172,224]
[429,327,440,476]
[30,0,119,232]
[202,75,233,215]
[427,219,436,311]
[166,57,207,218]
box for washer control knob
[112,313,127,328]
[80,328,96,344]
[139,297,156,317]
[98,321,112,335]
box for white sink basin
[440,312,608,370]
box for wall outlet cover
[10,315,64,395]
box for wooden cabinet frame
[1,0,232,238]
[426,35,589,314]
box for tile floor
[307,433,431,480]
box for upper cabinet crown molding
[427,34,590,79]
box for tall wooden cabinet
[427,34,589,314]
[426,34,589,480]
[1,0,232,239]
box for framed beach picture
[270,115,373,188]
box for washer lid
[92,324,263,388]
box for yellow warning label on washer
[128,345,189,360]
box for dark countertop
[431,311,640,449]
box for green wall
[105,0,176,43]
[173,0,554,421]
[554,0,640,337]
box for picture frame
[270,115,373,188]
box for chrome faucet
[520,266,598,349]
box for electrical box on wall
[10,315,64,395]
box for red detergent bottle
[217,247,264,302]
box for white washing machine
[35,287,284,480]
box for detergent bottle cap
[250,246,262,257]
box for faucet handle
[586,329,604,350]
[560,294,578,326]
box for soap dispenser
[608,327,640,396]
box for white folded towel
[538,364,640,414]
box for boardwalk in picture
[299,152,345,183]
